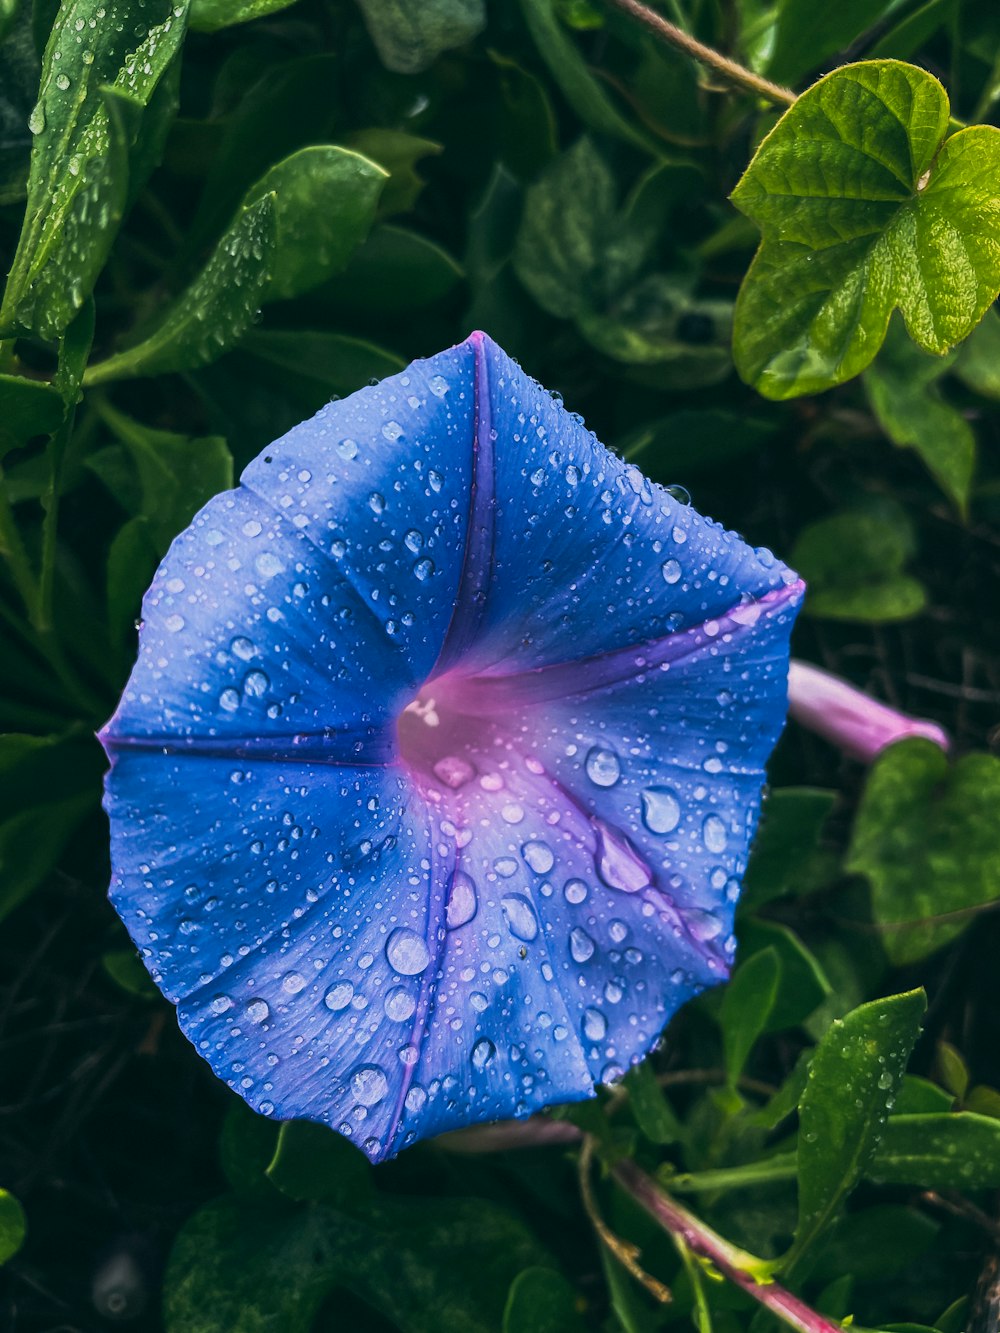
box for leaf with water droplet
[784,987,925,1277]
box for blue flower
[101,332,803,1163]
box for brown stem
[600,0,797,107]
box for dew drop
[446,871,478,929]
[593,818,652,893]
[164,613,184,633]
[433,755,475,789]
[502,894,538,942]
[661,559,682,585]
[384,986,416,1022]
[282,971,306,994]
[583,1008,607,1042]
[219,688,240,713]
[570,927,595,963]
[351,1064,388,1106]
[471,1038,496,1071]
[324,981,354,1011]
[386,928,430,975]
[641,787,681,835]
[522,840,554,874]
[564,878,588,905]
[585,746,621,788]
[247,999,269,1024]
[703,815,728,854]
[244,669,269,697]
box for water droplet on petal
[661,559,682,585]
[471,1038,496,1070]
[433,755,475,789]
[384,986,416,1022]
[386,928,430,975]
[570,927,595,963]
[247,999,269,1024]
[446,871,478,929]
[583,1008,607,1041]
[641,787,681,835]
[585,746,621,788]
[351,1064,388,1106]
[324,981,354,1011]
[593,819,652,893]
[703,815,728,854]
[522,840,554,874]
[502,894,538,942]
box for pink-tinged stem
[613,1159,845,1333]
[787,660,949,763]
[440,1119,844,1333]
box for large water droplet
[570,927,595,963]
[593,818,652,893]
[471,1038,496,1071]
[433,755,475,789]
[446,871,477,929]
[661,558,682,584]
[386,928,430,975]
[384,986,416,1022]
[641,787,681,835]
[324,980,354,1011]
[582,1007,607,1042]
[502,894,538,942]
[351,1064,388,1106]
[585,746,621,788]
[522,840,554,874]
[247,998,269,1025]
[703,815,728,854]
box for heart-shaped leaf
[732,60,1000,399]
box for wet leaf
[869,1112,1000,1188]
[847,740,1000,965]
[732,61,1000,398]
[355,0,485,74]
[786,988,926,1274]
[190,0,299,33]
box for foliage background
[2,0,1000,1329]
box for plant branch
[600,0,797,107]
[579,1137,673,1305]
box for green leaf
[105,515,158,653]
[954,305,1000,398]
[315,224,464,317]
[732,61,1000,399]
[625,1059,682,1145]
[1,0,189,339]
[242,329,405,409]
[864,322,975,515]
[0,791,93,920]
[355,0,485,74]
[0,1189,26,1265]
[935,1041,970,1101]
[518,0,654,152]
[846,740,1000,965]
[737,920,831,1032]
[895,1075,954,1116]
[503,1268,587,1333]
[101,947,158,998]
[786,988,926,1275]
[513,137,616,320]
[621,409,777,473]
[790,500,926,622]
[84,193,277,382]
[721,947,781,1086]
[0,5,41,206]
[0,373,64,457]
[265,1121,372,1206]
[766,0,902,85]
[165,1191,542,1333]
[190,0,299,33]
[489,49,559,181]
[810,1204,938,1283]
[243,146,387,301]
[869,1112,1000,1188]
[219,1100,279,1194]
[742,788,837,910]
[343,128,441,217]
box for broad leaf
[790,501,926,622]
[266,1121,372,1206]
[1,0,189,339]
[355,0,485,74]
[786,989,925,1274]
[503,1268,588,1333]
[624,1060,682,1146]
[721,947,781,1086]
[864,322,975,515]
[0,373,64,457]
[741,788,837,910]
[767,0,902,85]
[870,1112,1000,1189]
[732,61,1000,398]
[190,0,299,33]
[846,740,1000,965]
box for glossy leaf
[732,61,1000,398]
[790,501,926,622]
[1,0,189,339]
[741,789,837,910]
[786,988,926,1273]
[0,1189,26,1265]
[720,946,781,1085]
[190,0,299,33]
[847,740,1000,965]
[0,373,64,457]
[355,0,485,74]
[503,1268,588,1333]
[870,1112,1000,1188]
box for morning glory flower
[101,332,803,1163]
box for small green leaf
[219,1100,280,1194]
[101,947,158,998]
[869,1112,1000,1188]
[1,0,189,339]
[737,920,831,1032]
[721,947,781,1086]
[105,515,158,653]
[503,1268,587,1333]
[847,740,1000,965]
[84,193,276,382]
[242,329,405,410]
[0,1189,26,1265]
[624,1060,682,1145]
[316,224,463,317]
[894,1075,954,1115]
[355,0,485,74]
[742,788,837,910]
[266,1121,372,1206]
[190,0,299,33]
[790,501,926,623]
[766,0,901,85]
[243,146,387,301]
[965,1086,1000,1119]
[864,322,975,515]
[935,1041,970,1102]
[0,792,93,920]
[518,0,655,152]
[811,1205,938,1284]
[786,988,926,1274]
[732,61,1000,399]
[0,373,64,457]
[344,128,441,217]
[489,49,558,180]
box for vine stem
[441,1120,843,1333]
[600,0,797,107]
